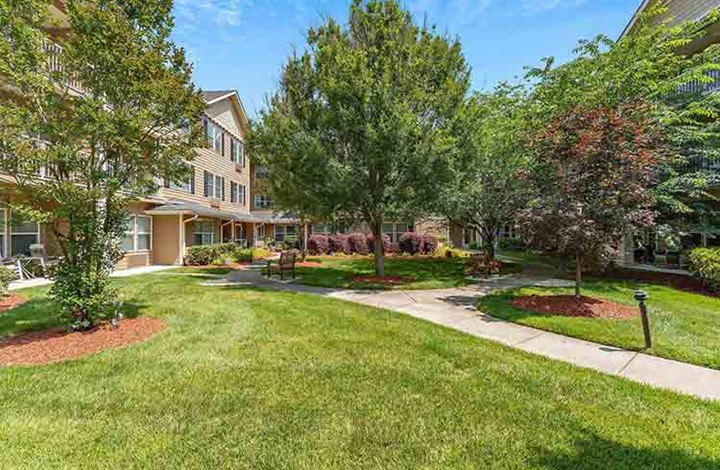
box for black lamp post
[634,290,651,349]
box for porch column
[178,214,185,265]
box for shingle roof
[202,90,236,103]
[145,201,298,224]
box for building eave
[620,0,653,39]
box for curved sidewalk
[223,269,720,401]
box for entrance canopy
[144,201,299,224]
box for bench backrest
[279,252,296,268]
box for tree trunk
[372,221,385,277]
[484,230,496,260]
[575,253,582,298]
[301,223,308,261]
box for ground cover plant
[0,272,718,467]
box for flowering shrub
[420,234,439,254]
[185,243,239,266]
[0,266,15,296]
[328,233,350,254]
[399,232,423,255]
[347,232,369,254]
[367,232,391,253]
[308,234,330,255]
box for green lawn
[294,256,475,290]
[1,272,720,468]
[480,279,720,370]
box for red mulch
[0,317,165,367]
[0,293,28,313]
[512,295,637,320]
[297,261,323,268]
[351,275,416,285]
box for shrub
[688,248,720,293]
[367,232,391,254]
[347,232,369,254]
[0,265,15,296]
[185,243,238,266]
[499,238,526,252]
[232,249,254,263]
[389,242,401,254]
[328,233,350,254]
[251,248,272,260]
[420,234,438,255]
[468,241,480,251]
[399,232,423,255]
[308,234,330,255]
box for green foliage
[0,266,15,296]
[231,247,272,263]
[250,0,470,275]
[0,0,204,327]
[446,84,534,259]
[498,238,526,252]
[688,248,720,293]
[185,243,238,266]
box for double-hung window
[383,223,414,243]
[10,213,40,257]
[230,182,246,205]
[274,225,297,243]
[192,220,215,246]
[204,119,223,154]
[254,194,273,210]
[231,139,245,166]
[122,215,152,253]
[204,171,224,200]
[167,164,195,193]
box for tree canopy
[250,0,470,275]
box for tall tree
[445,84,533,259]
[250,0,470,275]
[522,102,666,297]
[0,0,204,328]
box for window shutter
[190,167,195,194]
[221,177,225,201]
[230,139,235,162]
[203,171,209,197]
[221,132,225,156]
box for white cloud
[408,0,586,23]
[520,0,588,13]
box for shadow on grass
[531,427,719,469]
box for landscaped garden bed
[481,279,720,369]
[0,316,164,366]
[0,293,28,313]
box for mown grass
[480,279,720,369]
[294,256,475,290]
[0,272,719,468]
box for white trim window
[231,138,245,166]
[122,215,152,253]
[8,211,40,257]
[254,194,273,210]
[383,223,414,243]
[274,225,297,243]
[235,223,246,245]
[204,171,224,200]
[204,119,223,154]
[192,220,216,246]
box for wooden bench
[470,252,501,279]
[266,251,297,280]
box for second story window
[231,139,245,166]
[204,119,223,154]
[255,165,269,180]
[230,182,247,205]
[166,164,195,193]
[203,171,225,200]
[254,194,274,210]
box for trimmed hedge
[347,233,369,255]
[367,233,391,254]
[688,248,720,293]
[185,243,237,266]
[328,233,350,254]
[308,235,330,255]
[499,238,526,252]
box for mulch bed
[351,275,416,285]
[597,267,717,298]
[0,317,165,366]
[297,261,323,268]
[0,293,28,313]
[512,295,637,320]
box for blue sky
[172,0,638,117]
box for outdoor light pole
[634,290,651,349]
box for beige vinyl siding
[642,0,720,28]
[205,99,245,138]
[157,113,250,214]
[152,215,181,265]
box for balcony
[676,155,720,174]
[677,68,720,95]
[42,38,85,95]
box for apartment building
[0,2,299,268]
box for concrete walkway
[218,267,720,401]
[9,265,177,291]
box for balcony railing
[41,38,85,95]
[677,155,720,174]
[677,68,720,95]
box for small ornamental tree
[0,0,204,328]
[522,102,666,297]
[250,0,470,275]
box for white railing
[41,38,85,95]
[677,68,720,95]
